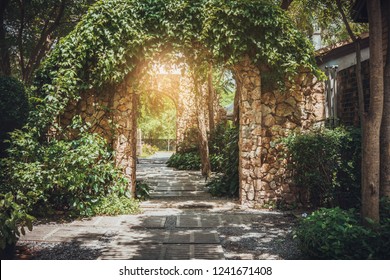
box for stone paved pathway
[16,152,301,260]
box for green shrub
[282,127,361,208]
[167,152,201,170]
[92,193,140,216]
[135,180,151,200]
[1,117,129,217]
[0,76,29,157]
[377,198,390,259]
[207,126,239,197]
[294,208,376,259]
[141,143,159,157]
[0,192,34,257]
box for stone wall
[235,57,325,208]
[60,77,138,193]
[176,73,198,150]
[259,74,325,207]
[234,58,263,208]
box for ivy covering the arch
[30,0,319,130]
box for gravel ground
[16,241,104,260]
[217,214,303,260]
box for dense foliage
[1,118,131,217]
[0,192,34,254]
[294,203,390,259]
[287,0,368,47]
[140,143,159,158]
[167,151,201,170]
[92,193,140,216]
[0,76,29,157]
[135,180,151,201]
[207,125,239,197]
[282,127,361,208]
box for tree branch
[335,0,357,42]
[24,0,66,82]
[17,0,26,78]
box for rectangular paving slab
[176,215,248,228]
[166,230,220,244]
[99,244,224,260]
[112,229,219,245]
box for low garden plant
[92,193,140,216]
[294,203,390,259]
[282,126,361,208]
[207,125,239,197]
[140,143,159,158]
[167,151,201,170]
[135,180,151,200]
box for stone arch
[34,0,324,208]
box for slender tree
[192,71,212,179]
[381,0,390,198]
[207,63,216,133]
[361,0,384,224]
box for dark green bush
[294,208,376,259]
[167,151,201,170]
[135,180,151,200]
[377,198,390,259]
[282,127,361,208]
[1,117,130,217]
[0,76,29,157]
[0,192,35,258]
[207,125,239,197]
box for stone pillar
[176,72,198,151]
[112,78,137,194]
[234,57,262,207]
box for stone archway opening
[137,63,180,157]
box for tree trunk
[281,0,293,10]
[362,0,384,225]
[0,0,10,76]
[193,72,211,179]
[232,71,241,126]
[207,64,215,133]
[381,1,390,198]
